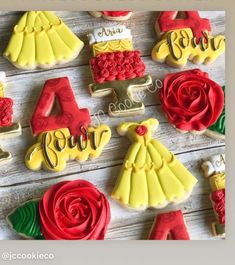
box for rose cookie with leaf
[4,11,84,69]
[89,11,133,21]
[0,72,21,164]
[88,25,152,117]
[159,69,224,135]
[152,11,225,68]
[25,76,111,172]
[7,180,110,240]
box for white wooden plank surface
[0,11,225,240]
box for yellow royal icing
[209,173,225,191]
[111,118,198,209]
[152,28,225,67]
[4,11,84,69]
[25,125,111,172]
[92,39,133,56]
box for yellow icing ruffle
[4,11,84,69]
[209,173,225,191]
[112,118,198,209]
[92,39,133,56]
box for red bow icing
[39,180,110,240]
[160,69,224,132]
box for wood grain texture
[0,11,225,240]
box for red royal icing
[39,180,111,240]
[158,11,211,42]
[211,189,225,225]
[102,11,131,17]
[0,97,13,127]
[149,210,190,240]
[160,69,224,132]
[135,125,148,136]
[31,77,91,137]
[90,51,146,83]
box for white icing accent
[88,25,132,45]
[201,154,225,178]
[0,72,6,84]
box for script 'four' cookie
[88,25,152,117]
[111,118,198,210]
[25,77,111,172]
[152,11,225,68]
[4,11,84,70]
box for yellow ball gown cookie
[4,11,84,69]
[111,118,198,210]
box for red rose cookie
[201,154,225,237]
[148,210,190,240]
[0,72,21,164]
[152,11,225,67]
[88,25,152,117]
[7,180,111,240]
[89,11,133,21]
[160,69,224,134]
[25,76,111,172]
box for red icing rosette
[135,125,148,136]
[160,69,224,132]
[90,51,146,83]
[0,97,13,127]
[211,189,225,225]
[39,180,110,240]
[102,11,131,17]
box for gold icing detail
[152,28,225,67]
[97,27,124,38]
[0,147,11,164]
[4,11,84,69]
[92,39,133,56]
[25,125,111,172]
[89,75,153,117]
[209,173,225,191]
[0,122,22,139]
[111,118,198,209]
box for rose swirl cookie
[159,69,224,135]
[6,180,111,240]
[152,11,225,68]
[89,11,133,21]
[25,76,111,172]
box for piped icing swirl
[39,180,110,240]
[160,69,224,132]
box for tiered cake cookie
[201,154,225,237]
[148,210,190,240]
[7,180,110,240]
[160,69,224,135]
[0,72,21,164]
[88,25,152,117]
[4,11,84,69]
[25,76,111,172]
[89,11,133,21]
[152,11,225,67]
[111,118,198,210]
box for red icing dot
[135,125,148,136]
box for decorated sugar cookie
[160,69,224,134]
[152,11,225,68]
[4,11,84,70]
[205,86,225,140]
[25,77,111,172]
[89,11,133,21]
[201,154,225,237]
[0,72,21,164]
[7,180,110,240]
[111,118,198,210]
[148,210,190,240]
[88,25,152,117]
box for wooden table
[0,11,225,240]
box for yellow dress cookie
[112,118,198,210]
[4,11,84,69]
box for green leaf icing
[209,86,225,135]
[7,200,44,239]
